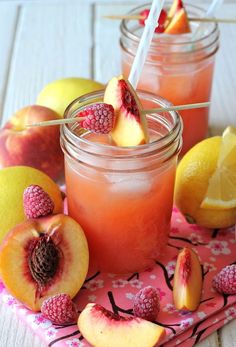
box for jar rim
[120,2,219,47]
[120,1,219,64]
[61,89,182,162]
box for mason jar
[61,90,182,274]
[120,2,219,154]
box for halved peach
[0,214,89,311]
[173,247,202,311]
[78,303,165,347]
[104,75,149,146]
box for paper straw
[128,0,165,89]
[192,0,224,41]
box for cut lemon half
[201,126,236,209]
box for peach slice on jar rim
[173,247,202,311]
[104,75,149,147]
[164,0,191,34]
[168,0,183,19]
[78,303,166,347]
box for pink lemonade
[61,90,182,274]
[120,3,219,154]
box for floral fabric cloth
[0,207,235,347]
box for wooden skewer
[142,101,210,114]
[28,116,86,127]
[104,14,236,24]
[27,102,210,127]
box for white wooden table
[0,0,235,346]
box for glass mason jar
[120,2,219,154]
[61,90,182,274]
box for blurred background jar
[120,2,219,154]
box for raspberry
[78,103,115,134]
[133,286,160,321]
[212,265,236,295]
[139,9,167,33]
[41,293,78,325]
[139,9,150,27]
[23,185,54,219]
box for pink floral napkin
[0,207,235,347]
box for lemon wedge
[201,126,236,209]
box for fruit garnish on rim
[28,102,116,135]
[139,9,168,33]
[201,126,236,209]
[104,75,149,146]
[76,103,115,134]
[164,0,191,34]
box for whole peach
[0,105,64,180]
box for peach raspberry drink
[120,3,219,154]
[61,90,182,274]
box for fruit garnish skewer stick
[142,101,210,113]
[28,116,86,127]
[27,102,210,127]
[104,14,236,24]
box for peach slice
[78,303,165,347]
[0,214,89,311]
[168,0,183,19]
[103,75,149,146]
[173,247,202,311]
[164,0,191,34]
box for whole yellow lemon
[174,136,236,229]
[0,166,63,243]
[36,78,104,117]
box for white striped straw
[128,0,165,89]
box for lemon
[201,126,236,209]
[37,78,104,117]
[174,134,236,229]
[0,166,63,244]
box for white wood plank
[219,319,236,347]
[0,303,46,347]
[210,4,236,135]
[94,4,135,83]
[2,2,93,123]
[195,332,219,347]
[0,4,19,125]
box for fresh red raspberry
[78,103,115,134]
[139,9,150,27]
[133,286,160,321]
[23,185,54,219]
[212,265,236,295]
[41,293,78,325]
[139,9,167,33]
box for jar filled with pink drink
[120,2,219,154]
[61,88,182,274]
